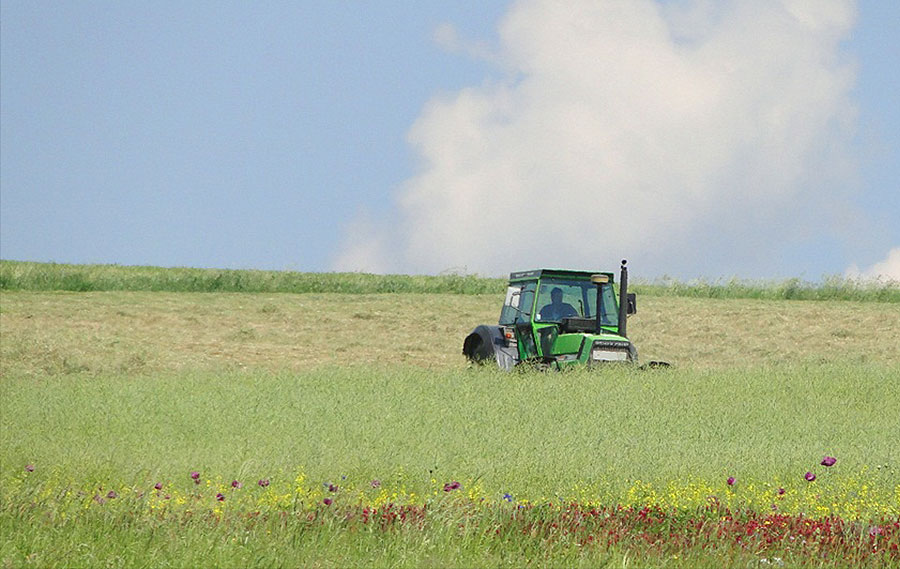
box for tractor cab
[463,261,638,370]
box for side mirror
[626,293,637,315]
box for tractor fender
[462,325,518,370]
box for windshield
[534,277,618,325]
[499,282,536,325]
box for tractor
[462,260,657,370]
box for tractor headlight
[590,340,633,363]
[591,349,628,361]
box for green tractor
[463,260,657,370]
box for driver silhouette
[539,287,578,321]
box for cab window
[499,282,535,325]
[534,278,618,325]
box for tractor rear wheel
[463,332,494,363]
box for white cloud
[331,210,393,274]
[846,247,900,282]
[432,22,497,62]
[334,0,858,277]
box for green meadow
[1,262,899,568]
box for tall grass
[0,261,505,295]
[2,260,898,301]
[2,364,898,567]
[3,365,898,500]
[633,275,900,302]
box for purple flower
[821,456,837,467]
[154,483,163,491]
[258,478,270,487]
[727,477,736,486]
[216,493,225,501]
[503,493,513,502]
[106,490,117,499]
[191,471,200,484]
[804,471,816,482]
[443,481,461,492]
[777,487,786,495]
[328,484,338,492]
[323,497,333,506]
[24,464,35,473]
[370,479,381,488]
[231,480,242,489]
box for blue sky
[2,1,897,280]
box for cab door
[502,281,539,360]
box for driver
[539,287,578,321]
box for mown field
[1,262,899,568]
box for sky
[2,0,898,281]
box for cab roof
[508,269,615,282]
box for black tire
[463,332,494,363]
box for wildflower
[328,484,338,492]
[443,481,461,492]
[503,493,513,502]
[106,490,117,499]
[727,477,736,486]
[231,480,242,489]
[258,478,270,487]
[154,483,163,491]
[777,487,786,495]
[216,493,225,501]
[24,464,34,473]
[191,471,200,484]
[370,479,381,488]
[804,471,816,482]
[821,456,837,467]
[323,498,333,506]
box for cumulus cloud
[845,247,900,282]
[333,0,858,277]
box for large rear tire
[463,332,494,363]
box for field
[1,263,899,568]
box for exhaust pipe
[618,259,628,338]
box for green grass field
[1,263,899,568]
